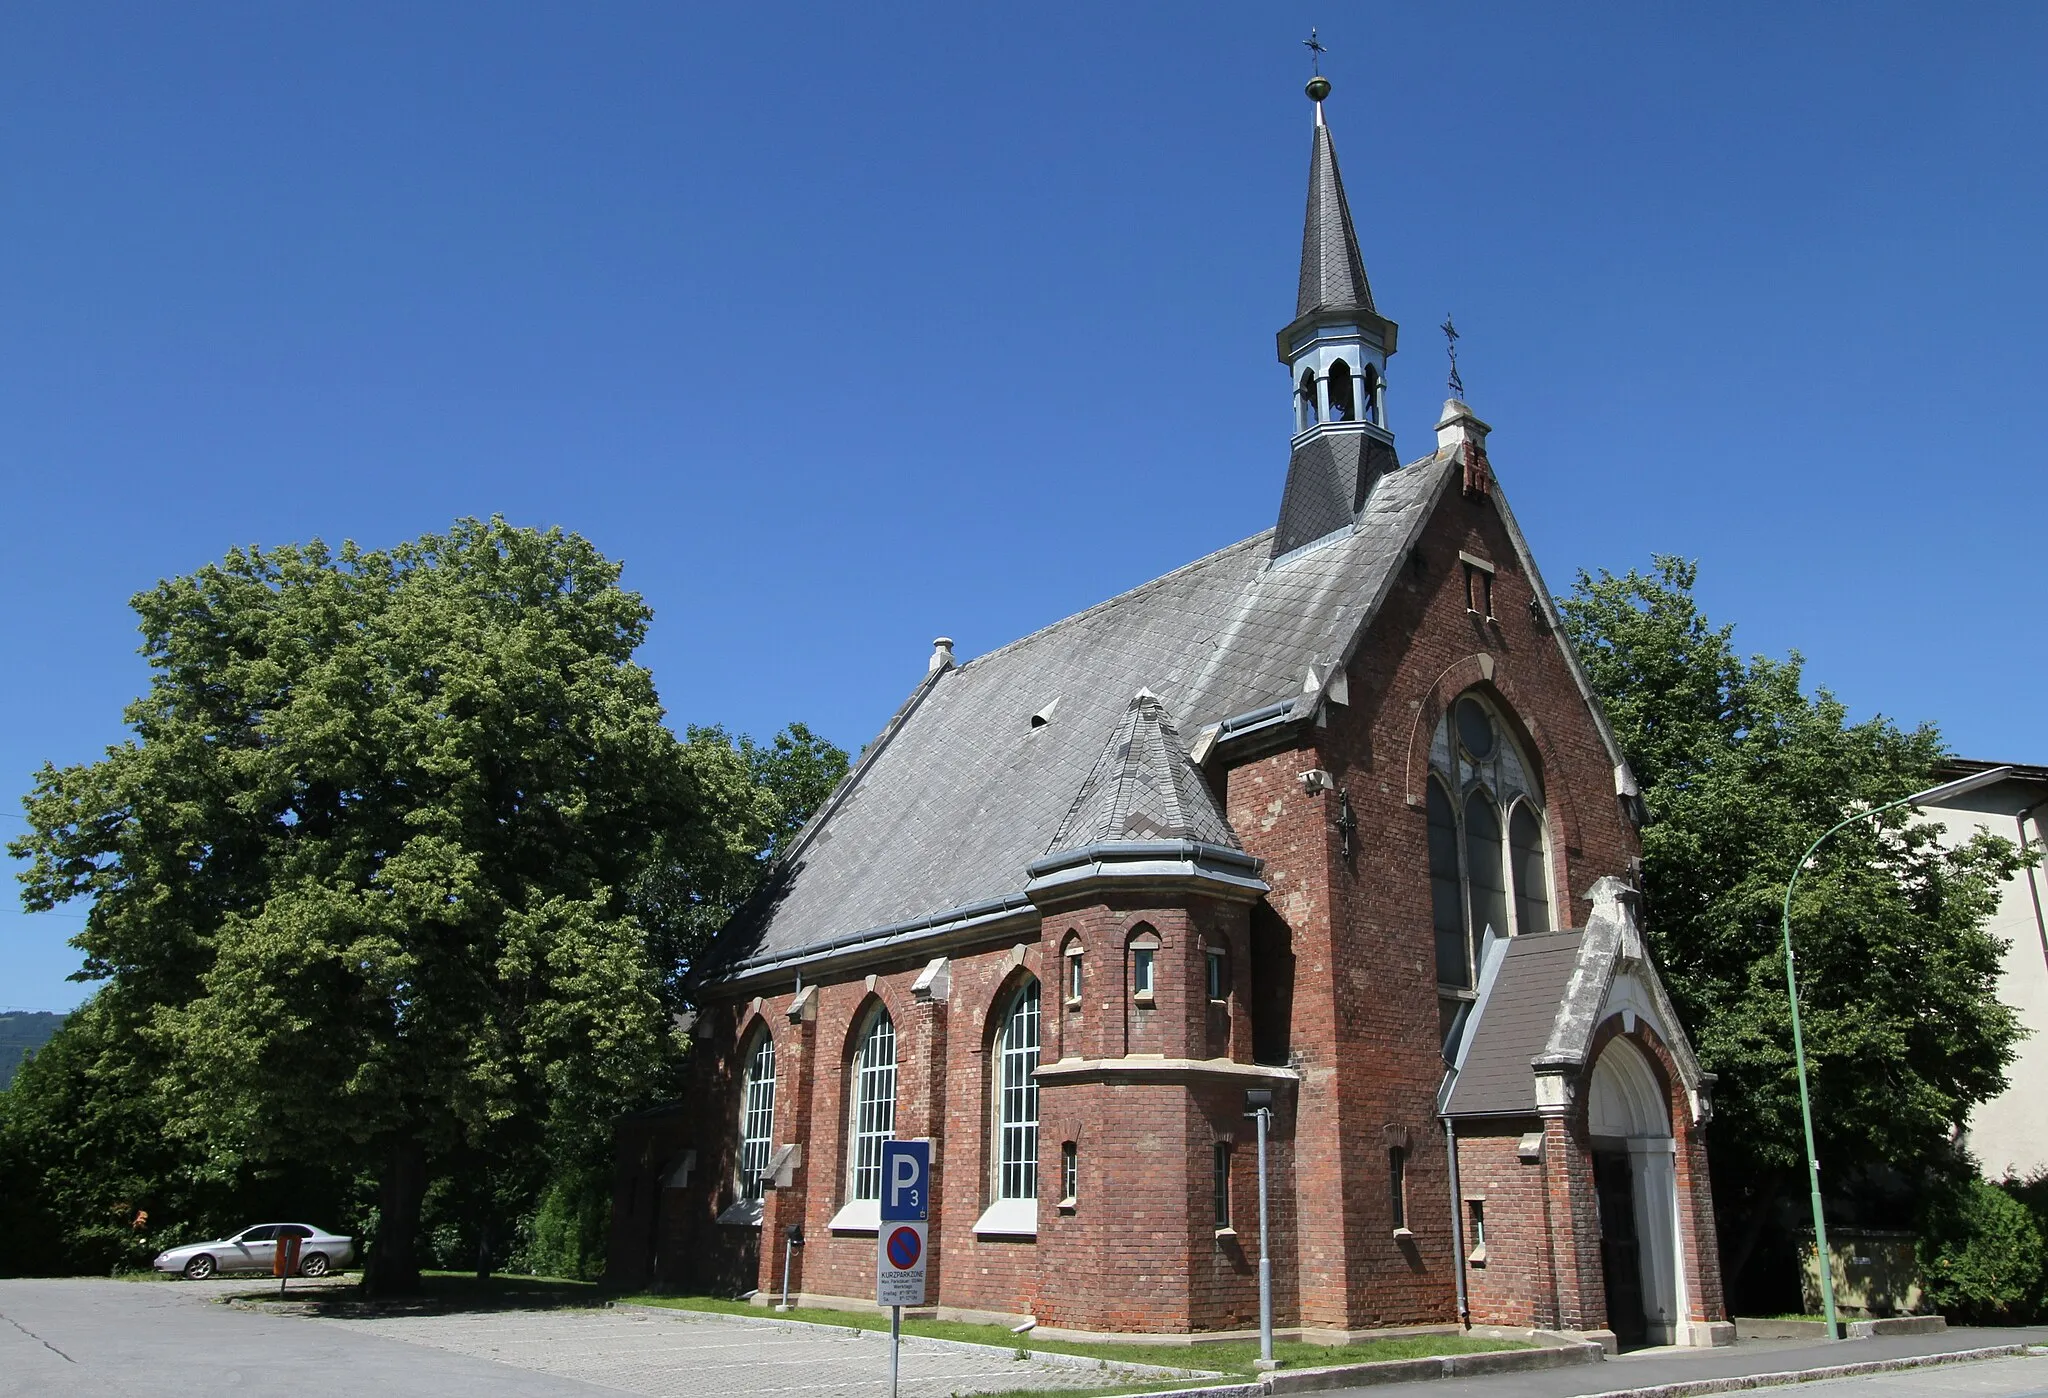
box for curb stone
[1098,1341,2046,1398]
[1094,1343,1598,1398]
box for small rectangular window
[1212,1143,1231,1229]
[1132,947,1154,998]
[1061,1141,1078,1204]
[1389,1146,1407,1231]
[1206,947,1227,1001]
[1467,1199,1487,1261]
[1067,952,1083,1002]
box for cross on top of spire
[1442,316,1465,398]
[1303,28,1328,75]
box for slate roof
[1272,429,1402,558]
[1297,122,1375,318]
[1046,690,1239,854]
[1440,930,1587,1118]
[708,449,1460,977]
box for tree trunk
[364,1136,428,1295]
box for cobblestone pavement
[328,1304,1201,1398]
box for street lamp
[1781,765,2011,1340]
[1243,1089,1276,1371]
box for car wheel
[299,1252,330,1278]
[183,1255,217,1281]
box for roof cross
[1441,315,1465,398]
[1303,28,1327,75]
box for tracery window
[994,980,1041,1202]
[1427,692,1553,996]
[848,1007,897,1204]
[738,1029,776,1201]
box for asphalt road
[1327,1327,2048,1398]
[0,1277,615,1398]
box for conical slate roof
[1296,122,1375,318]
[1046,690,1240,854]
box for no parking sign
[876,1140,929,1307]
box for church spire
[1270,72,1402,559]
[1296,107,1376,320]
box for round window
[1455,697,1496,760]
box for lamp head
[1907,765,2014,807]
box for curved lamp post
[1782,764,2011,1340]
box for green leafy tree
[8,519,844,1291]
[1560,557,2025,1304]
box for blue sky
[4,4,2042,1013]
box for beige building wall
[1921,771,2048,1182]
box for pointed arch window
[738,1029,776,1202]
[1298,369,1320,430]
[1464,792,1509,949]
[1427,691,1554,995]
[1361,364,1381,425]
[1510,801,1551,936]
[848,1007,897,1204]
[995,980,1040,1202]
[1427,780,1466,987]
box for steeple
[1270,75,1402,559]
[1295,120,1376,321]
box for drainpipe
[1444,1118,1470,1329]
[2019,799,2047,977]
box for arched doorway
[1588,1035,1684,1347]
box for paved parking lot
[0,1277,1189,1398]
[331,1303,1194,1396]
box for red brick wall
[1454,1125,1554,1328]
[610,473,1725,1338]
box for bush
[1920,1176,2045,1323]
[515,1161,611,1281]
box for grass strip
[624,1294,1527,1376]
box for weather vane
[1303,28,1327,76]
[1442,315,1465,398]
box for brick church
[611,78,1732,1349]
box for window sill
[973,1198,1038,1238]
[1132,992,1155,1008]
[1064,997,1082,1012]
[1466,1247,1488,1268]
[1057,1198,1076,1215]
[827,1199,879,1234]
[1392,1227,1414,1241]
[715,1198,764,1228]
[1213,1227,1237,1240]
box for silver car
[152,1223,356,1280]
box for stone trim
[1035,1057,1301,1087]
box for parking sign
[877,1140,929,1306]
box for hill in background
[0,1012,66,1089]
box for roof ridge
[957,529,1275,672]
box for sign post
[877,1140,930,1398]
[272,1234,302,1298]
